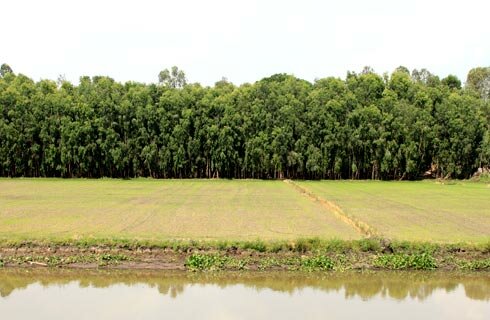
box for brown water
[0,269,489,319]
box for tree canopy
[0,65,488,179]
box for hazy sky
[1,0,489,86]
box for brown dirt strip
[283,180,380,238]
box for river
[0,269,489,319]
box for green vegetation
[0,253,129,268]
[0,178,488,271]
[0,179,360,241]
[0,64,489,180]
[457,258,490,271]
[2,179,488,243]
[0,238,487,271]
[186,254,228,271]
[300,256,335,271]
[297,180,490,242]
[374,253,437,270]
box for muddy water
[0,270,489,319]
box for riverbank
[0,238,488,271]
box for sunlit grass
[0,178,359,242]
[297,180,490,243]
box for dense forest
[0,64,489,179]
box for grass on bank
[1,237,489,271]
[1,237,488,254]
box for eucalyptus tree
[0,63,488,179]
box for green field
[0,179,489,244]
[297,180,490,242]
[0,179,359,241]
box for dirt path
[283,180,379,238]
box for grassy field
[0,179,359,242]
[0,178,488,244]
[297,180,490,243]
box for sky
[1,0,489,86]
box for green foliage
[185,254,228,271]
[474,172,490,183]
[301,255,335,271]
[374,253,437,270]
[99,253,129,262]
[267,241,288,253]
[240,240,267,253]
[354,238,382,252]
[322,239,351,253]
[388,241,438,254]
[457,258,490,270]
[441,75,462,90]
[479,241,490,254]
[258,257,282,270]
[0,63,13,77]
[0,66,488,179]
[294,238,318,253]
[466,66,490,100]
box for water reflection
[0,269,489,301]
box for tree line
[0,64,489,179]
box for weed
[388,241,437,254]
[457,258,490,270]
[241,240,267,253]
[374,253,437,270]
[226,258,249,270]
[98,254,126,266]
[268,241,287,253]
[477,241,490,254]
[323,239,350,253]
[99,253,129,262]
[301,255,334,271]
[354,238,382,252]
[258,257,281,270]
[295,238,313,253]
[216,241,230,251]
[186,254,227,271]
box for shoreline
[0,239,488,271]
